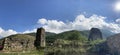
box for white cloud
[0,27,17,37]
[1,14,119,38]
[23,29,36,33]
[116,18,120,23]
[38,14,120,34]
[38,18,70,33]
[37,18,47,25]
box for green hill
[7,34,35,40]
[41,30,89,44]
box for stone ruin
[2,35,35,52]
[0,27,46,52]
[34,27,46,49]
[88,28,103,41]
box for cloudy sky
[0,0,120,37]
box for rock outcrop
[107,33,120,54]
[34,27,46,49]
[88,28,103,41]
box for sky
[0,0,120,37]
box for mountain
[24,30,88,43]
[101,29,115,38]
[45,30,89,43]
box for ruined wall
[2,34,35,52]
[0,27,46,52]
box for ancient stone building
[34,27,46,49]
[88,28,103,41]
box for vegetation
[0,50,44,55]
[45,39,107,55]
[46,30,88,43]
[44,30,107,55]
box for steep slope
[107,33,120,54]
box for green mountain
[45,30,89,43]
[25,30,87,43]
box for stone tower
[88,28,103,41]
[34,27,46,49]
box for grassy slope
[0,50,44,55]
[45,30,89,43]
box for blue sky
[0,0,120,37]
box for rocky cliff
[107,33,120,54]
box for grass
[0,50,44,55]
[45,47,86,55]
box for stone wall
[2,34,35,52]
